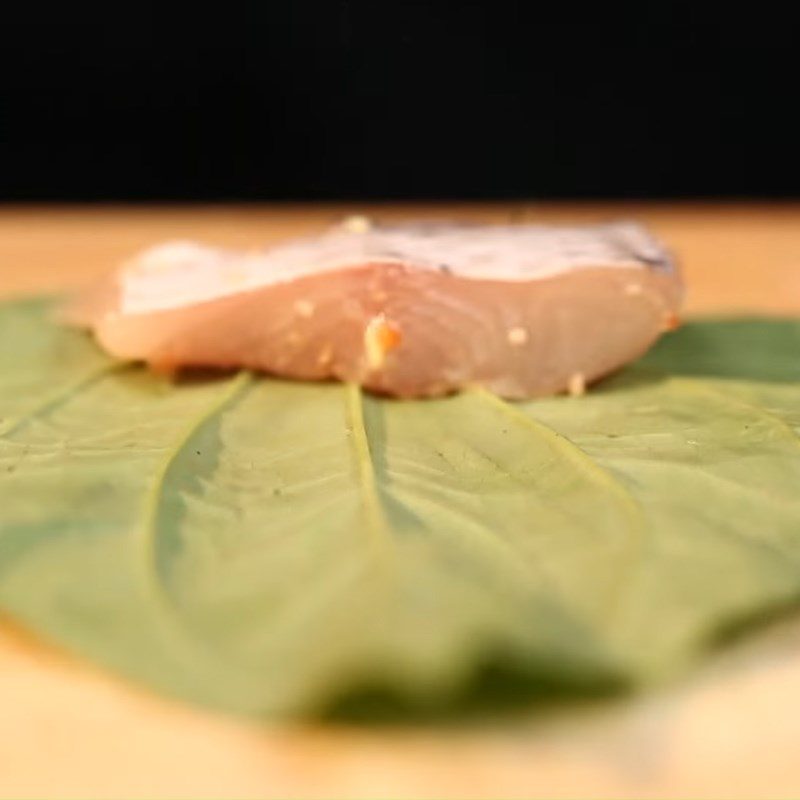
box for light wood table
[1,204,800,799]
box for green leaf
[2,297,800,717]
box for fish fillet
[66,220,682,398]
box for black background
[1,2,797,201]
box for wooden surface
[2,203,800,799]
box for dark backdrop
[1,2,797,201]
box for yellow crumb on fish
[293,299,315,318]
[624,282,643,296]
[317,344,333,366]
[568,372,586,397]
[364,313,402,370]
[342,215,373,234]
[507,326,528,346]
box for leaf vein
[469,387,648,621]
[0,361,129,438]
[343,383,394,553]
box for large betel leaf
[2,296,800,717]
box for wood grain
[2,204,800,800]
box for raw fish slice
[66,220,681,398]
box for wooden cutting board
[2,203,800,799]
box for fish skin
[65,222,682,398]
